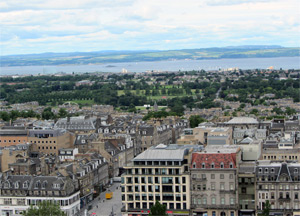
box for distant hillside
[1,46,299,67]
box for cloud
[0,0,299,55]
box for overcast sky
[1,0,299,55]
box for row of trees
[0,108,68,121]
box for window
[229,163,233,168]
[221,197,225,205]
[211,183,215,190]
[265,168,268,173]
[229,174,233,179]
[220,174,224,179]
[220,162,224,169]
[211,197,216,205]
[197,198,201,205]
[230,198,235,205]
[259,168,262,173]
[193,163,196,168]
[295,193,298,199]
[211,174,215,179]
[230,183,234,190]
[220,183,225,190]
[202,197,207,205]
[211,163,215,168]
[202,163,205,168]
[4,198,12,205]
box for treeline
[220,75,300,103]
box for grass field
[136,106,167,110]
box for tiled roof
[191,152,237,169]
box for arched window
[202,163,205,169]
[229,163,233,168]
[211,163,215,169]
[193,162,196,168]
[15,181,20,189]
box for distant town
[0,68,300,216]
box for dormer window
[15,182,19,189]
[265,168,268,173]
[202,163,205,169]
[23,181,29,189]
[229,163,233,168]
[211,163,215,169]
[259,168,262,173]
[4,181,10,189]
[42,181,47,189]
[35,181,41,189]
[193,162,196,168]
[220,163,224,169]
[53,183,60,189]
[271,168,275,173]
[295,168,298,173]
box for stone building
[190,147,241,216]
[28,129,75,155]
[0,129,28,147]
[0,174,80,216]
[256,161,300,216]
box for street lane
[87,183,123,216]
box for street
[86,183,123,216]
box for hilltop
[1,45,299,67]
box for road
[86,182,123,216]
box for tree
[58,108,67,118]
[189,115,206,128]
[149,201,168,216]
[42,107,54,120]
[259,200,270,216]
[22,200,66,216]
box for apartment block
[0,129,28,147]
[0,175,80,216]
[121,144,196,216]
[190,146,241,216]
[256,161,300,216]
[28,129,75,155]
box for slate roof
[0,129,28,136]
[55,116,96,131]
[1,175,33,190]
[191,152,237,169]
[256,162,300,183]
[29,176,66,191]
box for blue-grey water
[0,57,299,75]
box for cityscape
[1,0,300,216]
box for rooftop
[226,117,258,124]
[133,144,194,161]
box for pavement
[86,182,123,216]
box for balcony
[278,197,291,202]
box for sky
[0,0,299,56]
